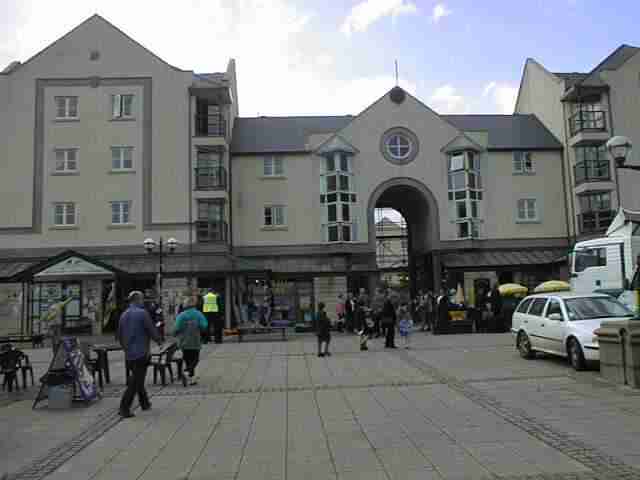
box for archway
[367,177,441,296]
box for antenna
[394,60,399,86]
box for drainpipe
[188,92,194,288]
[561,101,577,244]
[559,148,571,250]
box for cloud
[482,83,518,114]
[429,84,467,114]
[341,0,418,36]
[431,3,452,23]
[482,81,496,97]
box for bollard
[596,320,640,388]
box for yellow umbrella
[499,283,528,296]
[533,280,571,293]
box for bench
[0,334,45,348]
[236,326,287,343]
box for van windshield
[564,297,635,321]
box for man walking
[117,291,162,418]
[382,290,397,348]
[202,288,219,343]
[371,288,385,338]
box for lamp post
[144,237,177,335]
[607,136,635,211]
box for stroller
[359,307,374,351]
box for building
[1,15,572,335]
[515,44,640,241]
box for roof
[441,248,566,269]
[230,113,562,154]
[442,114,562,150]
[561,45,639,92]
[553,72,588,90]
[192,72,228,88]
[230,116,353,154]
[524,292,610,299]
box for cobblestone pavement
[3,333,640,479]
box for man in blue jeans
[117,291,162,418]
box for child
[359,306,373,351]
[397,304,413,349]
[316,302,331,357]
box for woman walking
[173,296,208,385]
[316,302,332,357]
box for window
[517,199,538,221]
[54,149,78,172]
[449,153,465,172]
[574,145,609,184]
[321,153,357,242]
[579,192,611,213]
[111,94,134,118]
[381,127,419,165]
[195,150,225,190]
[53,203,76,226]
[516,298,534,314]
[263,155,284,176]
[264,206,286,227]
[448,151,482,238]
[111,147,133,170]
[55,97,78,119]
[528,298,548,316]
[197,200,227,242]
[574,248,607,272]
[110,201,131,224]
[385,134,411,160]
[546,299,563,318]
[513,152,534,174]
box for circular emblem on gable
[389,86,406,104]
[380,127,419,165]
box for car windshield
[564,297,635,321]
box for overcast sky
[2,0,639,117]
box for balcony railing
[196,220,228,243]
[195,166,227,190]
[569,110,607,137]
[578,210,614,234]
[195,114,226,137]
[574,161,611,185]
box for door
[525,297,548,350]
[541,297,566,355]
[573,245,618,291]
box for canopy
[499,283,528,296]
[533,280,571,293]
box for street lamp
[143,237,178,328]
[607,136,636,170]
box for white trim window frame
[263,155,284,176]
[385,133,412,161]
[517,198,538,222]
[111,146,134,171]
[110,201,132,225]
[264,205,286,227]
[321,153,357,242]
[55,96,78,119]
[111,94,135,119]
[448,151,482,239]
[513,151,534,174]
[53,202,77,226]
[54,148,79,173]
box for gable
[315,135,359,155]
[441,134,485,154]
[34,256,115,278]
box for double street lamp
[143,237,178,316]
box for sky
[1,0,640,117]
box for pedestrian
[435,288,449,335]
[382,290,397,348]
[173,295,208,385]
[345,292,356,332]
[202,288,219,343]
[117,291,162,418]
[488,282,503,333]
[397,303,413,349]
[316,302,332,357]
[336,294,346,332]
[356,287,370,333]
[259,296,272,326]
[371,288,385,338]
[45,295,72,355]
[359,306,373,351]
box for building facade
[515,45,640,241]
[1,15,572,334]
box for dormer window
[321,151,357,242]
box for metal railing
[574,160,610,185]
[195,166,227,190]
[194,113,226,137]
[569,110,607,136]
[196,220,228,243]
[578,210,614,234]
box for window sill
[260,175,287,180]
[110,117,136,122]
[515,219,541,224]
[51,171,80,176]
[261,226,288,231]
[109,169,136,174]
[107,224,136,230]
[49,225,78,230]
[54,118,80,123]
[513,171,536,176]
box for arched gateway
[367,177,442,294]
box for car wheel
[568,338,586,371]
[517,332,535,359]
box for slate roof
[441,248,567,269]
[558,45,639,90]
[192,72,227,88]
[230,113,561,154]
[553,72,589,90]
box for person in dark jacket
[382,291,397,348]
[488,283,503,332]
[117,291,162,418]
[316,302,332,357]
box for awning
[441,249,567,269]
[0,261,38,282]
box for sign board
[61,337,98,401]
[35,257,114,278]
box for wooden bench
[0,334,45,348]
[236,326,287,343]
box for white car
[511,292,636,370]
